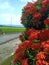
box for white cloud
[20,0,37,2]
[0,2,15,11]
[0,13,21,25]
[20,0,32,2]
[11,14,21,25]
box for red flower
[13,57,18,64]
[24,2,33,11]
[38,29,49,40]
[36,60,48,65]
[42,0,49,6]
[24,2,36,15]
[36,52,46,60]
[31,43,40,50]
[29,31,39,40]
[19,35,23,40]
[24,6,31,11]
[22,58,28,65]
[36,51,49,65]
[19,40,32,50]
[16,51,24,60]
[33,13,42,22]
[25,29,36,36]
[41,40,49,53]
[44,19,49,25]
[15,47,23,54]
[25,29,33,36]
[40,7,47,13]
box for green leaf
[45,25,49,29]
[29,57,36,65]
[15,61,21,65]
[33,40,40,43]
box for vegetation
[1,55,15,65]
[0,26,25,34]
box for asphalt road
[0,33,21,45]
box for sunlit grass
[0,26,25,34]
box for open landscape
[0,26,25,34]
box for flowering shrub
[21,0,49,30]
[13,0,49,65]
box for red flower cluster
[36,52,46,60]
[19,40,32,50]
[44,19,49,25]
[13,29,49,64]
[13,40,31,64]
[24,2,36,15]
[38,29,49,40]
[25,29,49,41]
[13,0,49,65]
[41,40,49,52]
[29,31,39,40]
[40,7,47,13]
[36,58,49,65]
[25,29,39,40]
[31,43,40,50]
[25,29,34,36]
[22,58,28,65]
[42,0,49,6]
[36,51,49,65]
[33,13,42,23]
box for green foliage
[33,40,40,43]
[29,58,36,65]
[15,61,21,65]
[25,49,39,65]
[36,2,42,12]
[1,55,15,65]
[0,26,25,34]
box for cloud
[11,14,21,25]
[20,0,32,2]
[0,2,15,11]
[20,0,37,2]
[0,13,21,25]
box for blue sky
[0,0,37,26]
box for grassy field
[0,26,25,34]
[1,55,15,65]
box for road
[0,38,21,63]
[0,33,21,45]
[0,33,21,63]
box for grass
[0,26,25,34]
[1,55,15,65]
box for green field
[0,26,25,34]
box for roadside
[1,54,15,65]
[0,38,21,64]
